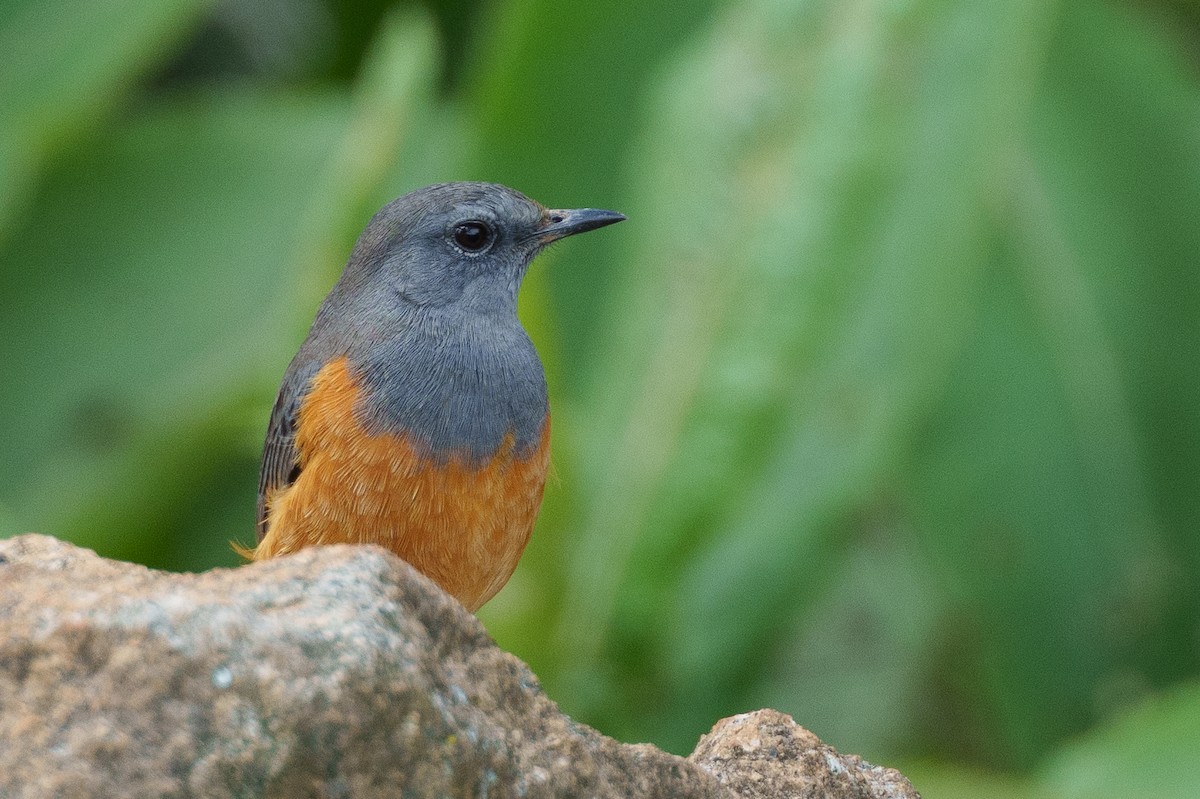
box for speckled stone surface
[0,535,918,799]
[690,709,920,799]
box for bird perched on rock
[245,182,625,611]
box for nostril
[549,213,564,224]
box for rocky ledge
[0,534,918,798]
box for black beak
[535,207,626,244]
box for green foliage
[910,680,1200,798]
[0,0,216,239]
[1040,681,1200,799]
[1,0,1197,790]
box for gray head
[334,182,625,316]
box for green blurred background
[2,0,1198,795]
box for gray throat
[351,306,549,465]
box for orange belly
[254,357,550,611]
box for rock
[0,535,919,799]
[690,710,920,798]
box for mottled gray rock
[690,709,920,798]
[0,535,919,799]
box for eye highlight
[452,220,494,253]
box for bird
[242,182,625,612]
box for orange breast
[253,356,550,611]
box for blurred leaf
[1026,0,1200,675]
[550,0,1055,751]
[0,0,213,241]
[901,763,1048,799]
[0,92,349,560]
[906,238,1158,765]
[286,9,443,314]
[908,0,1200,767]
[754,520,945,760]
[1039,682,1200,799]
[0,12,441,565]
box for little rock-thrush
[247,182,625,611]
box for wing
[256,359,322,541]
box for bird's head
[341,182,625,316]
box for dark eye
[452,220,494,253]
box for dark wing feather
[256,360,321,541]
